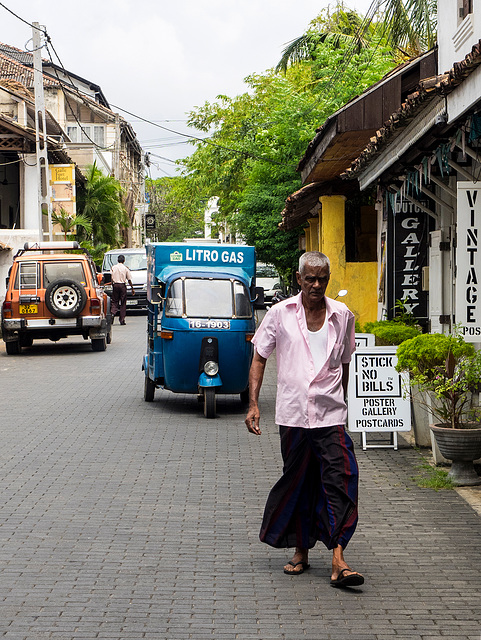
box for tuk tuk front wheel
[144,376,156,402]
[240,386,249,404]
[204,388,216,419]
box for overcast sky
[1,0,377,177]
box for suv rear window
[43,262,87,286]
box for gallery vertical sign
[456,183,481,341]
[392,196,431,321]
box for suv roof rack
[14,241,93,260]
[23,241,80,251]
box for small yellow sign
[51,165,74,183]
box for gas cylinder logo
[170,251,182,262]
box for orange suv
[1,241,112,354]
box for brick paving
[0,314,480,639]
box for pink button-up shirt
[253,293,355,428]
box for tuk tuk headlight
[204,361,219,376]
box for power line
[298,0,383,117]
[109,102,294,167]
[0,2,45,32]
[43,41,115,151]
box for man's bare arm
[245,351,267,435]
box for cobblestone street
[0,314,480,639]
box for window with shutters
[458,0,473,22]
[66,124,105,147]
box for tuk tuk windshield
[165,278,251,318]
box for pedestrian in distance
[110,254,135,325]
[245,251,364,588]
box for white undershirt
[307,320,328,372]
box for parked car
[102,248,148,311]
[255,263,282,305]
[1,241,112,354]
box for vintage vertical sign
[456,182,481,340]
[392,198,431,321]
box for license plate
[19,304,38,314]
[189,319,230,329]
[126,300,138,306]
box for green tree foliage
[146,177,204,242]
[177,9,395,274]
[277,1,437,72]
[77,162,129,247]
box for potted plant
[396,332,481,486]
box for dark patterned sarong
[260,425,359,551]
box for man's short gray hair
[299,252,330,275]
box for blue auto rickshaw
[142,242,262,418]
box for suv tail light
[90,298,101,315]
[2,301,12,318]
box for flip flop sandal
[330,568,364,588]
[283,560,310,575]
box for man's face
[296,263,330,305]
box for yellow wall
[315,195,377,327]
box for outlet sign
[348,347,411,433]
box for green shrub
[395,333,475,379]
[395,333,478,428]
[363,320,421,346]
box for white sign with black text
[348,347,411,433]
[456,182,481,341]
[355,333,375,349]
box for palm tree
[382,0,437,56]
[47,207,92,240]
[276,0,437,73]
[77,162,129,247]
[276,5,373,73]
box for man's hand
[245,404,261,436]
[244,351,267,436]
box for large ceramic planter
[430,424,481,486]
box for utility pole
[32,22,53,241]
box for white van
[256,263,282,305]
[102,248,148,311]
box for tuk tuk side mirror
[253,286,265,310]
[97,273,104,285]
[150,285,164,305]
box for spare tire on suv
[45,278,88,318]
[1,241,111,354]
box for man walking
[110,254,135,325]
[245,251,363,587]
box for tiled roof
[0,52,58,89]
[342,40,481,180]
[0,78,34,100]
[0,43,37,66]
[297,50,437,174]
